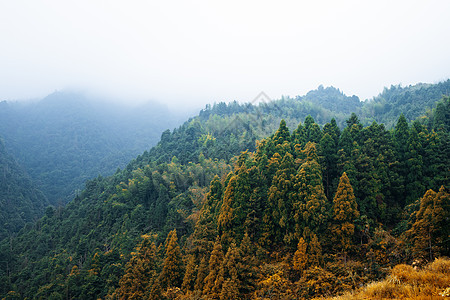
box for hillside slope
[0,138,48,241]
[0,92,187,204]
[0,90,448,299]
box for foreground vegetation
[330,258,450,300]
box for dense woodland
[0,140,48,241]
[0,91,187,204]
[0,82,449,299]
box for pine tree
[160,229,183,289]
[293,143,328,241]
[112,234,160,299]
[394,114,410,202]
[218,175,237,247]
[267,152,297,245]
[194,256,209,292]
[203,237,224,298]
[304,116,318,142]
[181,254,197,292]
[274,119,291,142]
[292,122,306,148]
[307,232,323,267]
[192,176,222,256]
[237,232,258,296]
[220,279,240,300]
[405,126,425,204]
[219,154,263,247]
[409,186,450,261]
[330,172,359,258]
[320,132,338,199]
[293,237,308,273]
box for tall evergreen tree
[192,176,222,256]
[293,143,328,242]
[267,152,298,245]
[329,172,359,258]
[112,235,161,299]
[160,229,183,289]
[408,186,450,261]
[203,237,225,298]
[181,254,197,292]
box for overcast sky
[1,1,449,109]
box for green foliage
[0,92,185,204]
[0,138,48,241]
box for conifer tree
[409,186,450,261]
[219,243,240,291]
[323,118,341,146]
[219,154,263,247]
[160,229,183,289]
[192,176,222,256]
[293,237,308,273]
[330,172,359,258]
[265,120,291,158]
[306,122,323,144]
[405,126,425,204]
[220,279,240,300]
[194,256,209,292]
[218,176,237,247]
[433,96,450,132]
[112,234,160,299]
[320,132,338,199]
[181,254,197,292]
[308,232,323,267]
[272,120,291,149]
[292,122,306,148]
[237,232,258,296]
[268,152,297,245]
[203,237,224,298]
[293,143,328,241]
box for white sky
[0,0,449,109]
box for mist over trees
[0,91,188,204]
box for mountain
[361,79,450,127]
[0,138,48,241]
[0,91,188,204]
[1,81,447,206]
[0,80,448,299]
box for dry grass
[325,257,450,300]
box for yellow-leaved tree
[329,172,359,260]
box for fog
[1,0,449,110]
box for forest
[0,82,449,299]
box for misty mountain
[0,138,48,241]
[0,91,188,204]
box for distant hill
[361,79,450,127]
[0,91,188,204]
[0,138,48,241]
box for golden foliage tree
[181,254,197,292]
[330,172,359,257]
[203,237,224,298]
[112,234,160,300]
[408,186,450,261]
[293,237,307,273]
[160,229,184,289]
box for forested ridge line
[1,93,448,299]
